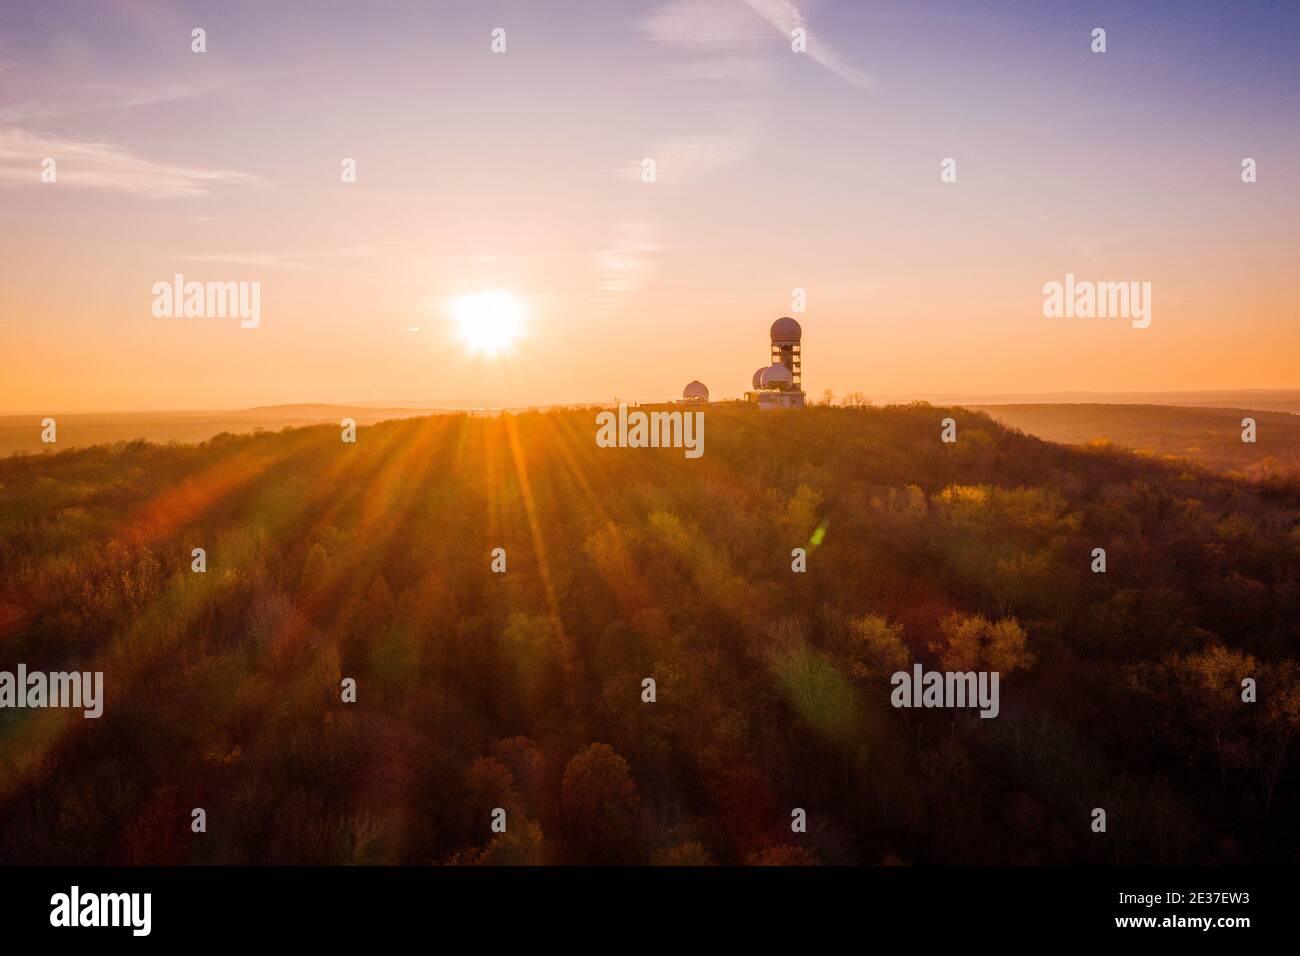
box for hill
[1,404,1298,865]
[0,406,442,457]
[975,403,1300,480]
[894,390,1300,415]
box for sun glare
[451,291,526,357]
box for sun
[450,291,526,357]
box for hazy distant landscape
[8,393,1299,482]
[915,391,1300,416]
[0,406,441,457]
[974,404,1300,481]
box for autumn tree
[561,743,641,863]
[845,614,909,682]
[938,612,1035,675]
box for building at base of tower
[745,316,805,409]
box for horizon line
[4,386,1300,418]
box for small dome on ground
[682,380,709,402]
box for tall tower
[769,316,802,389]
[746,316,806,409]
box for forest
[1,402,1298,865]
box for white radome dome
[759,363,793,387]
[752,367,768,390]
[682,380,709,401]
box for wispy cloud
[592,222,667,294]
[667,57,771,83]
[742,0,872,89]
[171,243,389,273]
[643,0,770,50]
[1065,236,1113,266]
[0,85,214,123]
[643,0,871,90]
[0,67,279,124]
[612,0,866,301]
[619,131,753,184]
[0,127,263,198]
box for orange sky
[2,1,1298,413]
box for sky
[1,0,1298,413]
